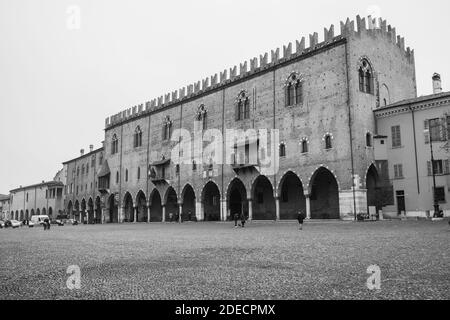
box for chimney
[433,73,442,94]
[89,145,94,153]
[80,149,85,156]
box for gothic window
[235,91,250,121]
[325,134,333,150]
[366,132,372,147]
[82,164,85,175]
[196,105,208,130]
[134,126,143,148]
[137,167,141,180]
[111,134,119,155]
[125,169,128,182]
[116,171,119,184]
[358,59,374,94]
[285,73,304,106]
[86,163,89,175]
[279,143,286,158]
[162,116,173,140]
[301,139,308,153]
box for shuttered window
[391,126,401,148]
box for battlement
[105,15,414,129]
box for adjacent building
[0,194,11,220]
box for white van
[30,215,49,226]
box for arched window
[235,91,250,121]
[134,126,143,148]
[137,167,141,180]
[358,59,374,94]
[86,163,89,175]
[279,143,286,158]
[77,167,80,176]
[162,116,173,140]
[192,160,197,171]
[125,169,128,182]
[285,73,304,106]
[325,135,333,150]
[175,164,180,175]
[301,139,308,154]
[196,105,208,130]
[116,171,119,184]
[111,134,119,154]
[81,164,85,175]
[366,132,372,147]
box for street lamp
[425,119,441,218]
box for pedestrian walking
[240,213,246,228]
[297,210,306,230]
[234,213,239,228]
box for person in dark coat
[240,213,246,228]
[297,210,306,230]
[233,213,239,228]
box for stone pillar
[147,202,151,223]
[119,207,123,223]
[133,206,137,223]
[162,205,166,222]
[195,202,203,221]
[221,199,227,222]
[248,199,253,221]
[275,197,280,221]
[305,194,311,220]
[178,203,183,223]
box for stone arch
[87,197,94,224]
[380,83,390,107]
[20,210,24,220]
[366,163,381,211]
[42,208,46,216]
[48,207,53,218]
[136,190,147,222]
[25,209,29,220]
[36,208,41,215]
[107,194,118,223]
[67,200,73,219]
[95,196,102,224]
[226,177,248,220]
[80,199,87,223]
[123,192,134,222]
[251,175,276,220]
[309,167,340,219]
[30,209,35,217]
[201,180,221,221]
[149,189,163,222]
[278,171,306,220]
[181,184,196,221]
[164,186,178,222]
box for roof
[375,91,450,112]
[97,160,111,178]
[10,181,64,193]
[62,147,104,165]
[0,194,10,201]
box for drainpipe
[344,40,357,221]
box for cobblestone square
[0,220,449,300]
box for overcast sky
[0,0,449,193]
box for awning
[97,160,111,178]
[151,158,171,166]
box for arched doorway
[181,185,196,221]
[67,201,73,220]
[95,197,102,224]
[36,208,41,215]
[88,198,94,224]
[149,189,162,222]
[123,192,134,222]
[227,178,247,220]
[48,207,53,219]
[136,191,147,222]
[81,199,86,224]
[20,210,24,220]
[252,176,276,220]
[25,210,29,220]
[366,165,380,212]
[310,167,340,219]
[74,201,80,221]
[108,194,118,223]
[279,172,306,220]
[42,208,46,216]
[164,187,178,222]
[202,181,220,221]
[30,209,35,217]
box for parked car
[0,220,5,229]
[9,220,22,228]
[28,221,35,228]
[30,215,50,227]
[51,219,64,226]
